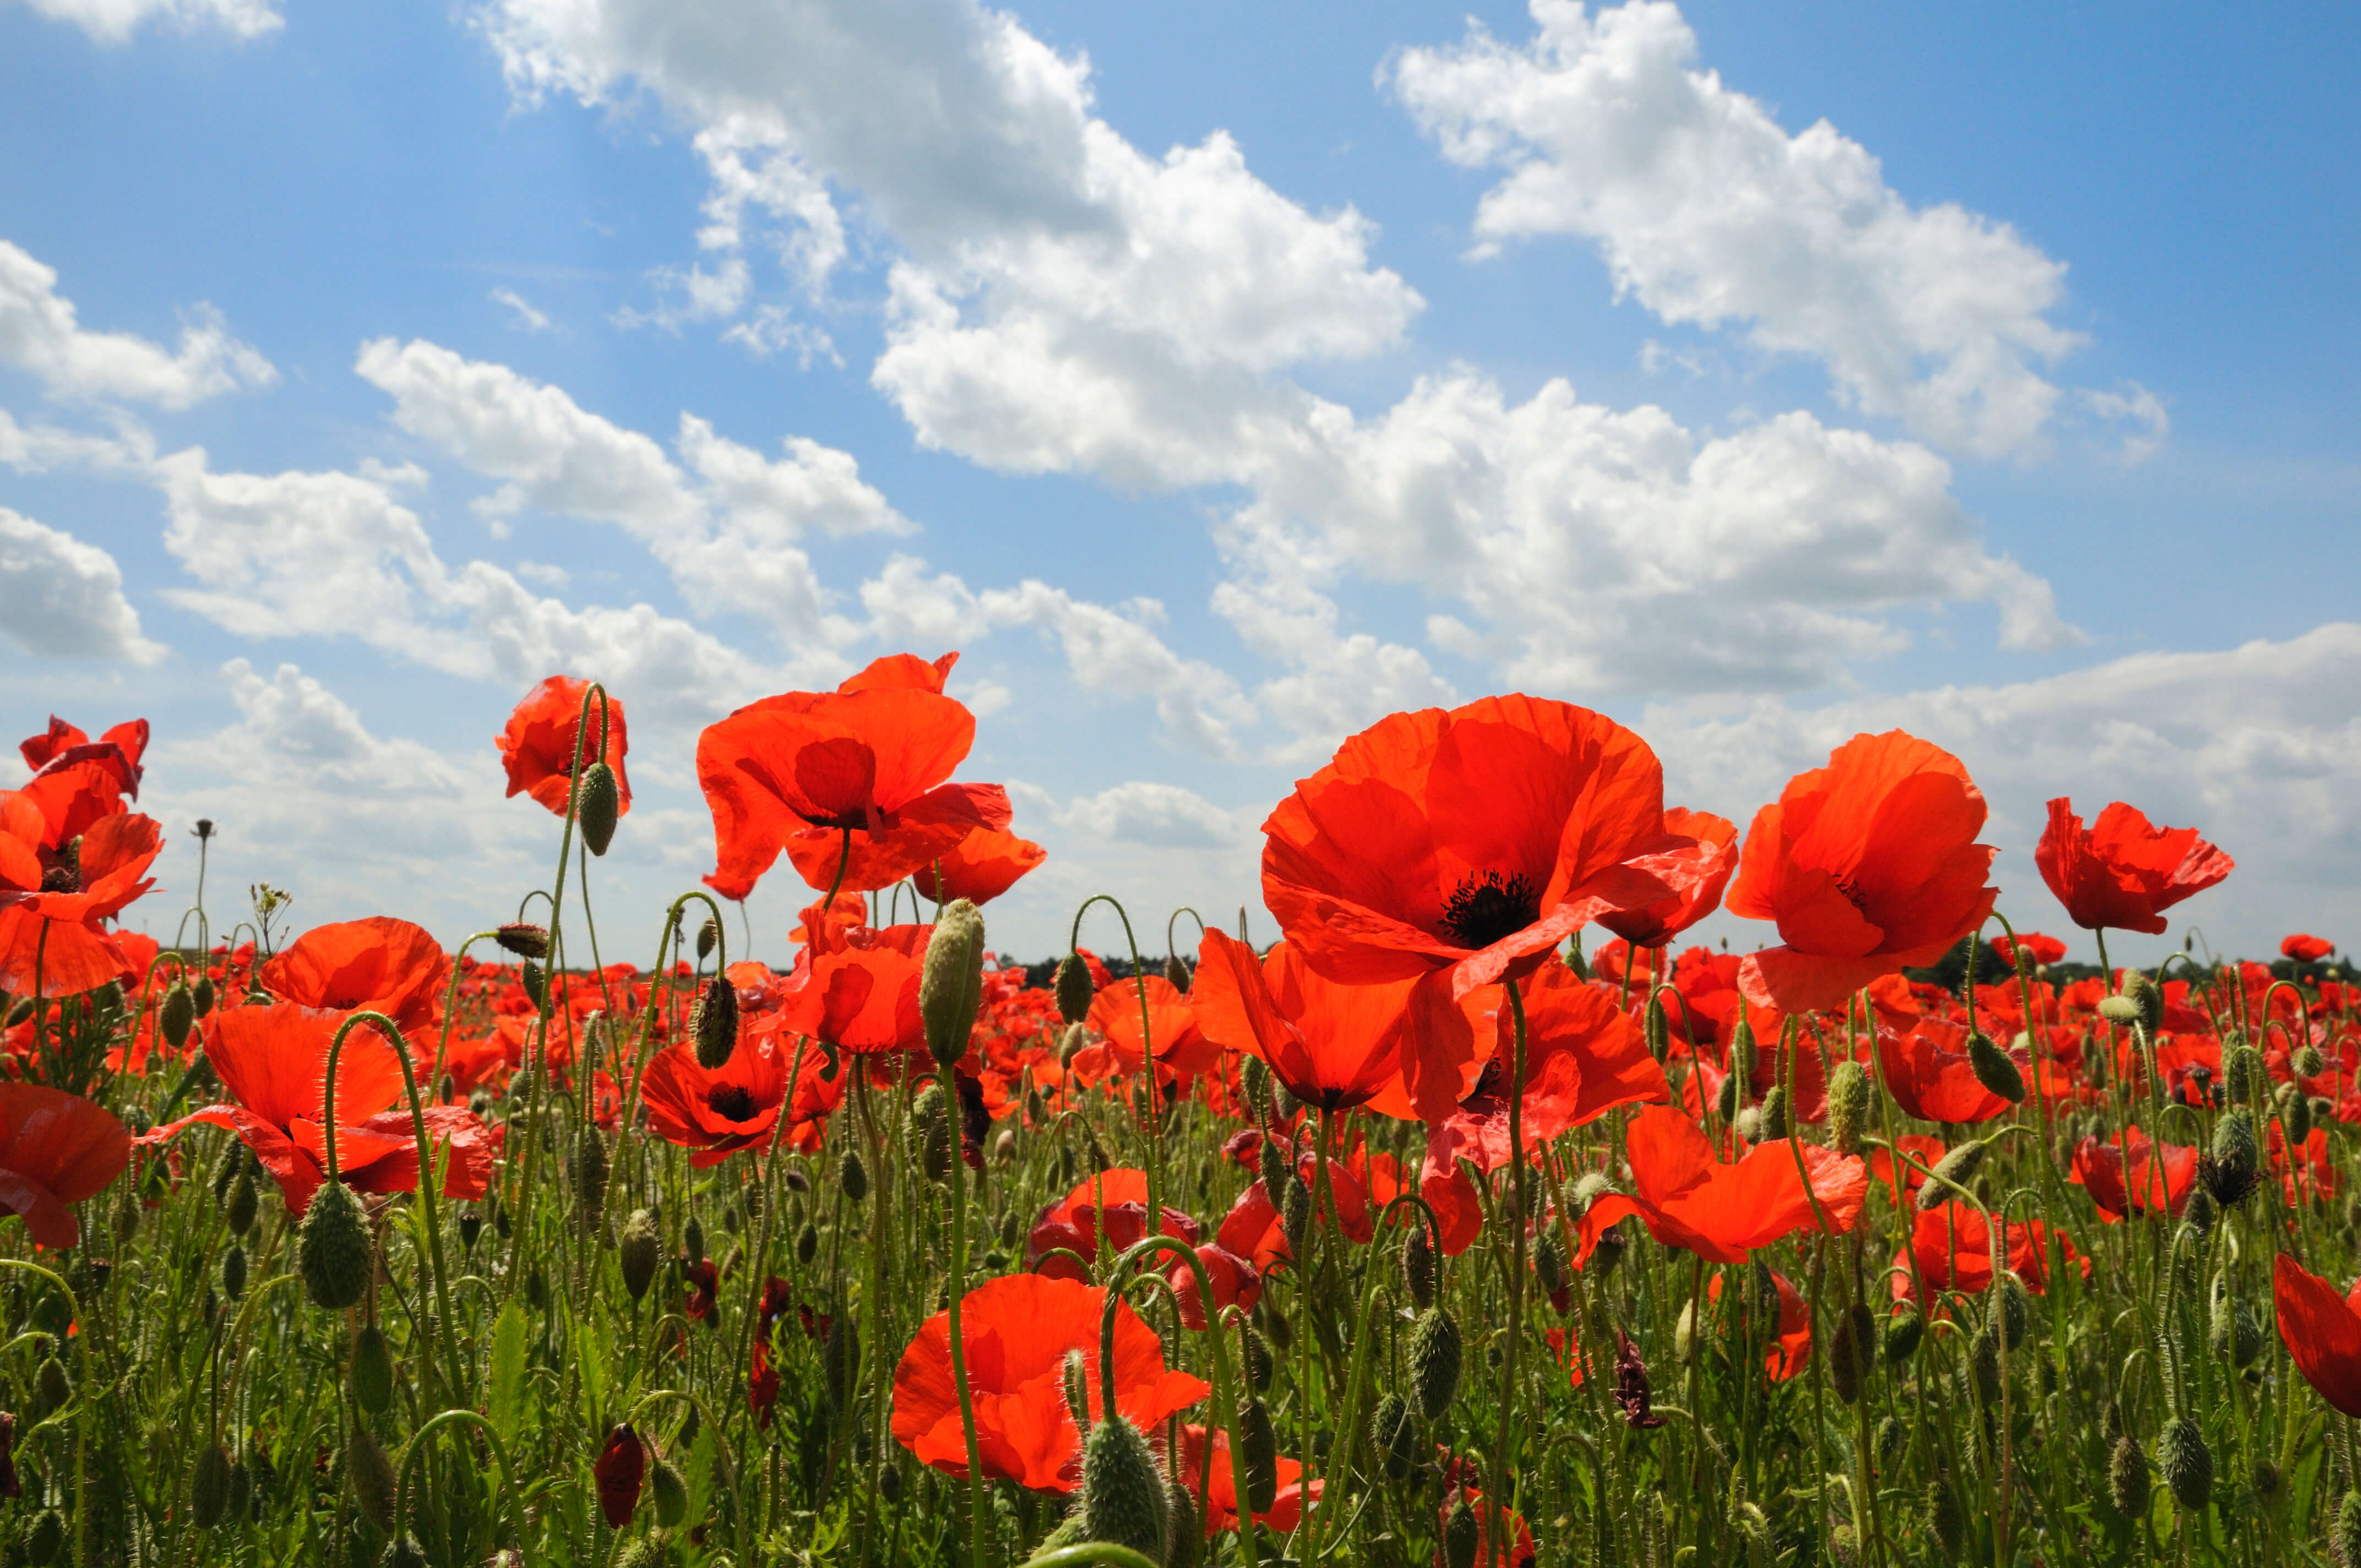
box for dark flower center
[706,1084,758,1123]
[1439,869,1541,950]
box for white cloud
[17,0,280,43]
[0,505,164,661]
[1389,1,2116,460]
[1050,779,1248,852]
[489,287,553,333]
[0,239,274,408]
[0,406,155,472]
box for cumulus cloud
[1389,1,2121,460]
[0,505,164,661]
[0,239,274,408]
[16,0,280,43]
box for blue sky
[3,0,2355,967]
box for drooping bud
[1370,1392,1417,1480]
[2120,971,2164,1036]
[823,1319,861,1414]
[1280,1174,1312,1256]
[1239,1396,1279,1510]
[191,1442,233,1529]
[1535,1230,1569,1296]
[2110,1434,2152,1522]
[350,1323,395,1415]
[575,761,621,856]
[160,981,196,1053]
[911,1083,953,1185]
[296,1179,374,1311]
[1062,1347,1093,1432]
[1166,1473,1202,1568]
[1259,1131,1291,1213]
[1996,1274,2033,1351]
[2281,1084,2314,1147]
[220,1244,247,1302]
[2210,1283,2264,1368]
[696,915,719,962]
[1967,1032,2025,1103]
[839,1148,868,1202]
[2181,1185,2218,1242]
[2158,1417,2212,1511]
[1239,1054,1273,1123]
[1968,1324,2001,1402]
[649,1456,688,1528]
[1054,954,1094,1025]
[796,1222,819,1266]
[521,959,548,1011]
[1728,1016,1756,1081]
[1243,1326,1274,1392]
[2222,1044,2266,1107]
[226,1164,259,1237]
[1827,1060,1871,1156]
[1079,1417,1169,1562]
[691,976,738,1070]
[1408,1305,1464,1420]
[1443,1496,1481,1568]
[496,923,549,960]
[1830,1308,1865,1405]
[1884,1311,1924,1366]
[618,1210,661,1302]
[683,1215,704,1266]
[1758,1086,1791,1141]
[2296,1044,2327,1080]
[1917,1141,1988,1210]
[1260,1302,1292,1353]
[1925,1482,1963,1559]
[1716,1072,1740,1121]
[349,1428,398,1533]
[920,900,987,1067]
[192,974,216,1016]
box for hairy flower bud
[691,975,738,1070]
[2158,1417,2212,1511]
[2203,1109,2261,1207]
[296,1179,373,1311]
[1827,1060,1872,1156]
[570,1126,610,1219]
[1409,1305,1463,1420]
[575,761,621,856]
[220,1243,247,1302]
[191,1442,233,1529]
[1054,954,1094,1026]
[696,915,719,962]
[1078,1417,1169,1564]
[921,900,987,1067]
[1967,1031,2026,1103]
[824,1318,861,1414]
[618,1209,661,1303]
[2281,1084,2314,1147]
[160,981,195,1053]
[1884,1311,1924,1367]
[2334,1490,2361,1568]
[650,1456,688,1528]
[349,1428,398,1534]
[1243,1326,1275,1392]
[1444,1497,1481,1568]
[1370,1392,1417,1479]
[839,1148,868,1202]
[2119,971,2164,1036]
[1240,1396,1279,1510]
[1917,1141,1989,1211]
[1728,1016,1756,1081]
[1925,1482,1963,1559]
[2110,1434,2152,1522]
[350,1323,395,1415]
[1402,1222,1439,1310]
[912,1083,953,1185]
[496,923,549,960]
[226,1166,259,1237]
[2296,1044,2327,1080]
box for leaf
[488,1300,529,1446]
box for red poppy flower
[2284,933,2335,963]
[1212,1148,1393,1273]
[1167,1423,1314,1535]
[1595,808,1738,950]
[842,650,960,694]
[1025,1169,1199,1280]
[683,1257,721,1320]
[1260,697,1717,1119]
[777,922,929,1055]
[697,654,1010,899]
[1875,1019,2020,1125]
[257,917,448,1035]
[19,716,146,798]
[2069,1128,2196,1222]
[1190,930,1414,1113]
[1896,1204,2082,1303]
[1167,1242,1262,1331]
[1706,1269,1813,1381]
[1993,931,2066,968]
[0,1085,130,1249]
[142,1003,499,1213]
[497,676,632,820]
[749,1275,796,1427]
[911,826,1046,907]
[1079,973,1218,1085]
[1727,731,1999,1013]
[1575,1104,1866,1265]
[890,1272,1210,1492]
[1437,1458,1536,1568]
[0,790,164,997]
[639,1028,799,1167]
[594,1424,645,1528]
[2034,798,2231,935]
[2274,1254,2361,1417]
[1864,1133,1947,1200]
[1458,960,1669,1144]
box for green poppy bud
[1243,1326,1274,1392]
[570,1126,609,1218]
[1917,1141,1989,1210]
[1967,1031,2025,1103]
[921,900,987,1067]
[692,975,738,1070]
[349,1427,398,1534]
[575,761,620,856]
[1830,1308,1865,1405]
[227,1168,259,1237]
[1444,1496,1481,1568]
[220,1243,247,1302]
[1054,954,1094,1025]
[839,1149,868,1202]
[193,975,216,1016]
[2333,1490,2361,1568]
[823,1318,861,1413]
[2119,971,2164,1036]
[350,1322,395,1415]
[1280,1174,1312,1256]
[1996,1274,2033,1351]
[2110,1434,2152,1522]
[912,1083,953,1185]
[2296,1044,2327,1080]
[796,1222,819,1266]
[2204,1109,2260,1207]
[190,1442,233,1529]
[696,915,720,962]
[296,1179,373,1311]
[2282,1084,2314,1147]
[650,1457,688,1528]
[1826,1060,1871,1156]
[1883,1310,1924,1366]
[2158,1417,2212,1511]
[160,981,195,1053]
[1759,1085,1791,1141]
[1370,1392,1417,1479]
[1239,1396,1279,1510]
[1728,1016,1756,1080]
[1079,1417,1169,1563]
[1409,1305,1463,1420]
[1925,1482,1963,1559]
[619,1209,661,1302]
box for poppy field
[3,656,2359,1568]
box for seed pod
[1883,1310,1924,1366]
[823,1319,861,1413]
[618,1210,661,1302]
[1827,1060,1871,1156]
[1370,1392,1417,1479]
[2158,1417,2212,1511]
[219,1243,247,1302]
[691,976,738,1070]
[839,1149,868,1202]
[351,1323,396,1415]
[570,1126,610,1217]
[2333,1490,2361,1568]
[1078,1417,1169,1564]
[2110,1434,2152,1521]
[191,1441,233,1529]
[1917,1141,1989,1211]
[193,975,216,1016]
[349,1427,398,1533]
[1239,1397,1279,1510]
[650,1456,688,1528]
[296,1179,373,1311]
[1054,954,1094,1025]
[1925,1481,1963,1559]
[912,1083,953,1185]
[921,900,987,1067]
[1408,1305,1464,1420]
[1444,1496,1481,1568]
[160,981,196,1053]
[1967,1032,2025,1103]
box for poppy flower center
[38,843,81,895]
[706,1083,758,1122]
[1439,870,1541,950]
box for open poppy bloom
[1993,931,2067,968]
[1190,929,1414,1113]
[1876,1018,2021,1125]
[2034,798,2232,935]
[1896,1204,2082,1304]
[1261,697,1715,1118]
[497,676,632,819]
[257,917,448,1035]
[2283,933,2335,963]
[910,826,1046,907]
[1025,1169,1199,1280]
[639,1027,801,1167]
[143,1003,499,1212]
[1167,1423,1314,1534]
[1455,959,1669,1146]
[1706,1268,1813,1380]
[0,1085,130,1249]
[1727,731,1999,1013]
[697,652,1010,898]
[2274,1254,2361,1417]
[777,921,930,1055]
[0,782,164,997]
[19,716,147,798]
[1079,973,1220,1085]
[1594,808,1738,951]
[1865,1134,1947,1200]
[2069,1128,2196,1221]
[890,1272,1210,1492]
[1166,1241,1262,1330]
[1575,1104,1866,1265]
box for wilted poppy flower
[911,826,1046,907]
[1168,1423,1314,1534]
[497,676,632,820]
[257,917,448,1035]
[1575,1104,1866,1265]
[1707,1268,1813,1380]
[1260,697,1715,1118]
[639,1029,798,1167]
[2274,1254,2361,1417]
[0,1085,131,1249]
[697,653,1010,898]
[2283,934,2335,963]
[19,716,147,798]
[1190,930,1413,1113]
[594,1424,645,1527]
[143,1003,498,1212]
[1876,1019,2020,1125]
[1727,731,1999,1013]
[1025,1169,1199,1280]
[2034,798,2232,935]
[1595,808,1738,951]
[2069,1128,2196,1222]
[890,1272,1210,1491]
[1993,931,2066,968]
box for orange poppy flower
[1575,1104,1865,1265]
[890,1272,1210,1492]
[1080,973,1218,1085]
[1875,1018,2020,1125]
[0,1085,131,1249]
[2034,798,2231,935]
[1726,731,1999,1012]
[2069,1128,2196,1222]
[910,826,1046,907]
[0,787,164,997]
[257,917,448,1035]
[2275,1253,2361,1418]
[1189,930,1413,1113]
[1595,808,1738,950]
[1167,1423,1314,1534]
[639,1028,804,1167]
[1993,931,2066,968]
[2283,933,2335,963]
[143,1003,499,1212]
[1706,1269,1813,1381]
[18,716,147,798]
[497,676,632,819]
[777,922,929,1055]
[1896,1204,2082,1304]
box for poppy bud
[839,1149,868,1202]
[1408,1305,1463,1420]
[921,900,987,1067]
[351,1322,395,1415]
[686,916,716,965]
[1259,1131,1291,1213]
[1272,1081,1303,1119]
[1642,995,1669,1061]
[190,1440,233,1529]
[1243,1326,1274,1392]
[496,923,550,960]
[1967,1032,2025,1104]
[1715,1072,1740,1121]
[521,959,548,1011]
[993,1128,1017,1166]
[1444,1496,1481,1568]
[296,1179,373,1311]
[160,981,195,1052]
[594,1424,645,1528]
[1758,1086,1791,1141]
[1078,1416,1170,1563]
[796,1222,819,1266]
[1729,1016,1756,1080]
[2109,1433,2152,1521]
[1280,1174,1312,1256]
[824,1317,861,1414]
[573,760,621,857]
[2158,1417,2211,1510]
[691,976,737,1070]
[1925,1482,1962,1559]
[1240,1054,1273,1122]
[1238,1396,1279,1509]
[912,1084,953,1185]
[1535,1231,1568,1296]
[226,1166,259,1237]
[1883,1310,1923,1366]
[1916,1141,1988,1210]
[1370,1392,1416,1480]
[1166,1474,1201,1568]
[2334,1490,2361,1568]
[616,1209,661,1302]
[650,1456,688,1528]
[570,1126,609,1218]
[1164,955,1190,994]
[1829,1308,1864,1406]
[193,976,216,1016]
[2117,971,2164,1036]
[2296,1044,2327,1080]
[2182,1185,2218,1242]
[350,1427,398,1533]
[2210,1289,2264,1369]
[2281,1084,2314,1147]
[1827,1061,1871,1156]
[1968,1324,2001,1402]
[459,1210,484,1252]
[220,1243,247,1302]
[1055,954,1094,1025]
[1261,1302,1293,1353]
[879,1458,902,1504]
[2202,1109,2260,1207]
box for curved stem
[394,1408,530,1567]
[1068,896,1160,1224]
[1106,1235,1258,1568]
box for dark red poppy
[1875,1019,2021,1125]
[2069,1128,2196,1222]
[1595,808,1738,950]
[2283,933,2335,963]
[0,787,164,997]
[1706,1269,1813,1381]
[749,1275,796,1427]
[683,1257,721,1320]
[1167,1423,1314,1534]
[1727,731,1999,1013]
[143,1003,499,1212]
[1167,1242,1262,1330]
[1993,931,2066,968]
[0,1085,130,1249]
[2275,1254,2361,1417]
[257,917,447,1035]
[1574,1104,1866,1265]
[19,716,146,798]
[497,676,632,820]
[639,1028,797,1167]
[594,1424,645,1527]
[911,826,1046,907]
[890,1272,1210,1492]
[1260,696,1717,1119]
[2034,798,2231,935]
[1190,930,1413,1113]
[1025,1170,1199,1280]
